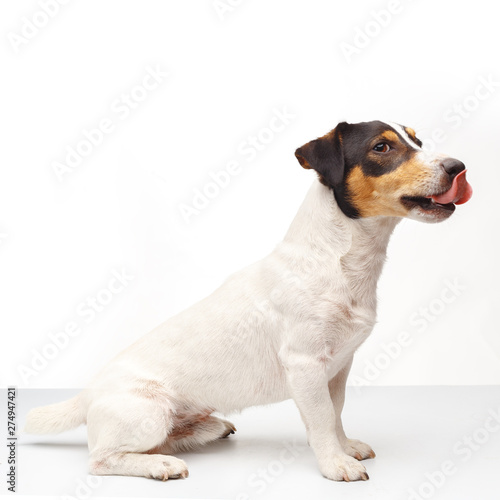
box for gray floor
[3,386,499,499]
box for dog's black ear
[295,123,347,188]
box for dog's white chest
[324,300,376,378]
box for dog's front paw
[320,454,369,482]
[342,439,376,461]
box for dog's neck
[281,180,399,301]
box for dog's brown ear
[295,123,347,187]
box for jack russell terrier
[25,120,472,482]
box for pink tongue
[430,170,473,205]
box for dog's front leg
[281,353,369,481]
[328,356,376,461]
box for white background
[1,0,499,390]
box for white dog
[25,120,472,482]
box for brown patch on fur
[90,458,107,472]
[147,444,167,454]
[169,410,212,441]
[346,159,432,217]
[146,409,214,453]
[405,127,417,140]
[338,302,353,320]
[379,130,400,143]
[318,354,328,364]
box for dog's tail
[24,395,85,435]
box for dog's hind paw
[220,419,237,438]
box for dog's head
[295,120,472,222]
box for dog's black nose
[440,158,466,178]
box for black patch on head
[295,124,344,185]
[295,122,360,218]
[341,121,416,178]
[295,120,422,219]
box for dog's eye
[373,142,391,153]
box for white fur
[26,180,400,482]
[384,120,421,150]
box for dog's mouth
[401,195,456,214]
[402,170,473,215]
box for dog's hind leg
[87,395,189,481]
[154,415,236,454]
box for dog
[25,120,472,482]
